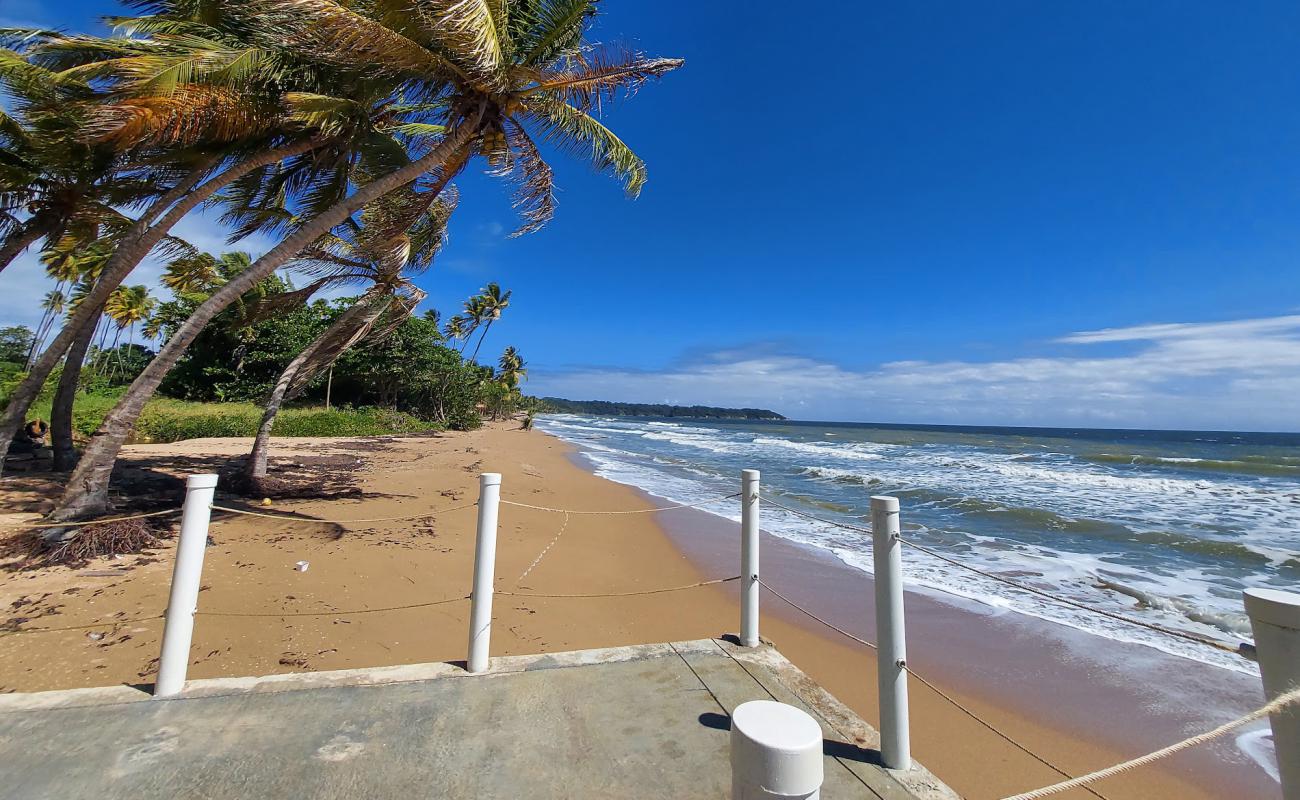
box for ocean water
[537,415,1300,674]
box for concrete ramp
[0,639,956,799]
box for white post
[871,495,911,770]
[154,473,218,698]
[467,472,501,674]
[730,700,824,799]
[1244,588,1300,800]
[741,469,761,647]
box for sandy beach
[0,424,1272,799]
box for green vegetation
[537,398,786,421]
[0,0,681,519]
[24,391,433,444]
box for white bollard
[871,495,911,771]
[741,469,761,647]
[467,472,501,674]
[1244,588,1300,800]
[731,700,824,799]
[154,473,218,698]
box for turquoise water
[538,416,1300,673]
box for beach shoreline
[0,424,1276,799]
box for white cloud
[532,314,1300,431]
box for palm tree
[51,1,681,520]
[26,290,65,369]
[468,281,511,362]
[0,12,428,468]
[444,314,471,352]
[497,345,527,389]
[244,188,454,481]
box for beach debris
[295,560,310,572]
[86,631,104,641]
[261,498,273,507]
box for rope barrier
[0,508,180,530]
[517,511,569,582]
[197,594,470,618]
[497,575,739,599]
[0,613,165,636]
[1000,686,1300,800]
[756,575,1109,799]
[904,664,1110,800]
[898,536,1245,656]
[756,578,876,649]
[209,501,478,525]
[499,492,739,515]
[762,492,1247,657]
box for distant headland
[537,398,786,421]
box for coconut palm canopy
[0,0,683,522]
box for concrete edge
[0,639,720,713]
[721,639,961,800]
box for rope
[497,575,739,599]
[757,577,876,649]
[905,665,1109,800]
[209,501,478,525]
[517,511,569,582]
[1001,686,1300,800]
[0,613,165,636]
[760,496,874,534]
[0,508,180,530]
[196,594,470,618]
[762,493,1246,657]
[898,537,1245,656]
[755,575,1106,799]
[499,492,739,515]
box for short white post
[467,472,501,674]
[871,495,911,771]
[1244,588,1300,800]
[154,473,218,698]
[730,700,824,799]
[741,469,761,647]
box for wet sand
[0,424,1275,799]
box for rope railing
[1000,686,1300,800]
[209,501,478,525]
[497,575,740,599]
[0,508,181,530]
[761,492,1249,658]
[498,492,739,515]
[756,576,1111,800]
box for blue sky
[3,1,1300,430]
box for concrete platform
[0,638,957,799]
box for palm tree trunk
[0,220,48,275]
[51,110,484,520]
[245,296,387,480]
[51,309,99,471]
[0,142,319,474]
[468,320,493,363]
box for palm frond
[526,50,683,110]
[254,0,466,83]
[500,118,553,236]
[415,0,508,88]
[522,95,646,197]
[518,0,594,66]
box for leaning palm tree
[50,1,681,520]
[0,16,443,469]
[26,290,65,369]
[244,188,455,483]
[467,281,511,362]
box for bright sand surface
[0,424,1273,799]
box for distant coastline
[537,398,785,420]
